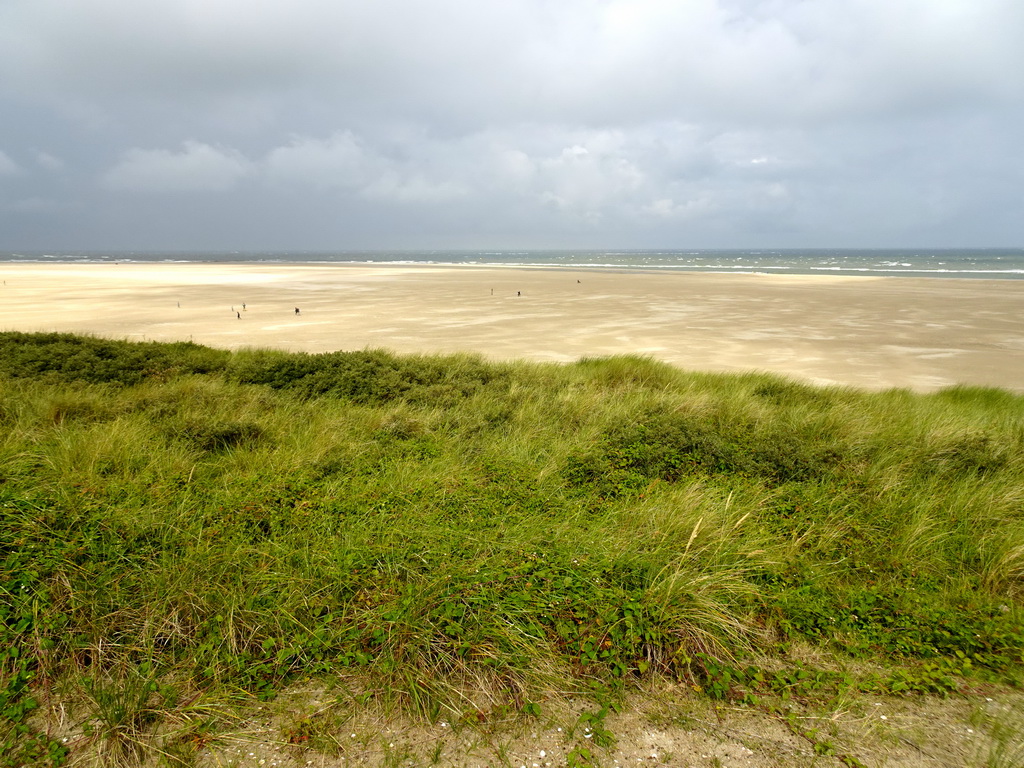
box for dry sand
[2,261,1023,392]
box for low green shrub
[0,332,229,386]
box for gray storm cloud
[1,0,1022,249]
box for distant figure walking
[295,307,300,315]
[242,303,246,310]
[237,312,241,319]
[517,291,521,296]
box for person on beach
[237,312,241,319]
[295,307,300,315]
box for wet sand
[1,262,1022,392]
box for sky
[1,0,1023,252]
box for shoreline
[2,262,1023,392]
[6,257,1022,281]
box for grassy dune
[2,332,1023,766]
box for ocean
[2,248,1024,279]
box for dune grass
[2,332,1023,765]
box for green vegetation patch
[2,332,1024,765]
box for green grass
[2,332,1024,765]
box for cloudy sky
[1,0,1022,251]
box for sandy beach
[1,262,1022,392]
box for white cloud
[361,172,468,204]
[35,151,64,171]
[263,131,476,204]
[100,141,252,192]
[535,139,645,213]
[0,151,21,176]
[263,132,372,190]
[645,196,716,220]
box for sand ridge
[1,262,1022,392]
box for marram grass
[2,332,1024,765]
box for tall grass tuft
[79,665,164,767]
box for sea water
[2,248,1024,279]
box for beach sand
[1,262,1022,392]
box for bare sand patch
[2,262,1023,391]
